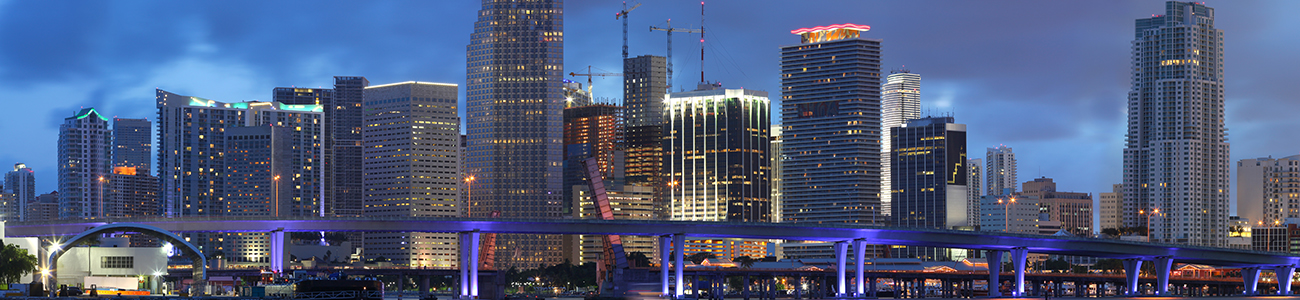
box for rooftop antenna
[700,1,706,84]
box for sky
[1,0,1299,217]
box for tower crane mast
[569,66,623,104]
[616,2,642,60]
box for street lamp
[273,175,281,218]
[997,197,1017,233]
[465,175,475,217]
[1139,208,1160,242]
[98,176,105,218]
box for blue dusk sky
[1,1,1298,216]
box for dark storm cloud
[1,0,1299,204]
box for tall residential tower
[1122,1,1228,246]
[58,108,112,219]
[779,24,883,225]
[986,146,1017,196]
[881,70,920,216]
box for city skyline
[1,1,1299,214]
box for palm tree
[733,256,757,269]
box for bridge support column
[469,231,479,299]
[660,235,671,298]
[986,250,1002,297]
[1010,247,1027,297]
[1153,256,1172,295]
[674,234,686,299]
[869,277,877,298]
[1122,258,1142,295]
[270,229,286,275]
[853,239,866,297]
[835,241,848,297]
[1243,266,1261,295]
[459,232,469,299]
[1276,265,1296,295]
[744,273,751,300]
[420,275,430,298]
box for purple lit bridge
[6,216,1298,297]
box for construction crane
[650,19,703,93]
[568,66,623,103]
[615,2,642,60]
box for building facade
[563,104,625,213]
[465,0,566,270]
[362,82,462,268]
[966,158,982,229]
[1123,1,1229,247]
[665,87,771,223]
[890,116,967,260]
[890,116,968,229]
[986,146,1017,196]
[4,163,35,221]
[623,55,669,219]
[25,191,58,222]
[58,108,113,220]
[882,70,921,217]
[335,77,370,217]
[1100,184,1123,231]
[112,118,152,175]
[106,166,159,218]
[779,24,883,225]
[770,126,783,223]
[156,90,324,255]
[979,195,1039,234]
[1237,155,1300,227]
[1020,177,1093,236]
[568,185,657,264]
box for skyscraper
[623,55,669,218]
[58,108,112,219]
[770,126,784,223]
[362,81,462,268]
[665,86,771,222]
[157,90,324,255]
[465,0,565,269]
[112,118,152,175]
[986,146,1017,196]
[665,85,773,261]
[966,158,982,229]
[882,69,921,216]
[334,77,370,217]
[1123,1,1228,247]
[889,116,967,260]
[4,163,35,221]
[779,23,883,225]
[106,166,159,218]
[272,87,335,216]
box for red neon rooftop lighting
[790,23,871,35]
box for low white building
[55,237,168,292]
[1,221,40,284]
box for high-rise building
[562,104,625,213]
[157,90,324,218]
[157,90,324,255]
[986,146,1017,196]
[1123,1,1228,247]
[882,69,921,217]
[362,81,462,268]
[112,118,152,175]
[334,77,369,217]
[890,116,968,228]
[623,55,669,219]
[779,23,883,225]
[1237,155,1300,227]
[966,158,983,229]
[58,108,113,220]
[0,191,15,222]
[273,87,335,217]
[4,163,35,221]
[770,126,784,223]
[889,116,967,260]
[106,166,159,218]
[466,0,565,270]
[665,86,771,222]
[1100,184,1123,231]
[1020,177,1093,236]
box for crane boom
[569,65,623,103]
[615,2,642,60]
[650,20,702,93]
